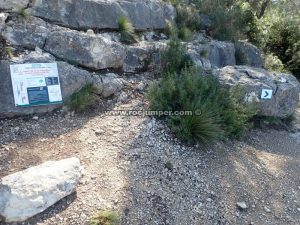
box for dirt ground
[0,97,300,225]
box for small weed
[118,16,138,44]
[89,210,118,225]
[68,84,98,112]
[178,26,192,41]
[4,46,14,58]
[16,8,28,19]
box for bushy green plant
[160,38,193,74]
[263,53,285,72]
[68,84,98,112]
[90,210,118,225]
[147,66,255,144]
[118,16,138,44]
[176,4,200,32]
[177,26,193,41]
[255,7,300,77]
[17,8,29,19]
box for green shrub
[263,53,285,72]
[160,38,193,74]
[68,84,98,112]
[17,8,29,19]
[89,210,118,225]
[147,65,255,144]
[176,4,200,32]
[177,26,193,41]
[118,16,138,44]
[255,8,300,78]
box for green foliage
[17,8,28,19]
[251,4,300,77]
[118,16,138,44]
[89,210,118,225]
[176,4,200,32]
[148,41,256,144]
[148,65,255,144]
[263,53,285,72]
[4,46,14,59]
[68,84,98,112]
[160,38,193,74]
[177,26,193,41]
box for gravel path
[0,93,300,225]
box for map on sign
[10,63,63,107]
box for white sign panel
[261,89,273,100]
[10,63,63,107]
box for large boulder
[2,16,50,49]
[188,38,236,69]
[235,41,263,68]
[0,157,81,223]
[0,0,29,11]
[44,28,126,70]
[213,66,300,118]
[29,0,176,31]
[123,41,166,73]
[92,73,126,98]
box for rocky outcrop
[0,157,81,223]
[2,16,50,49]
[28,0,176,31]
[213,66,300,118]
[44,28,126,70]
[235,41,263,67]
[188,38,236,69]
[92,73,125,98]
[123,41,166,73]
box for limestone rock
[213,66,300,118]
[44,28,126,70]
[188,39,236,69]
[0,157,81,223]
[235,41,263,68]
[29,0,176,31]
[92,73,125,98]
[2,16,50,49]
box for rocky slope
[0,0,299,119]
[1,2,300,120]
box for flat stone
[237,201,248,210]
[0,157,82,223]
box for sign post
[10,63,63,107]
